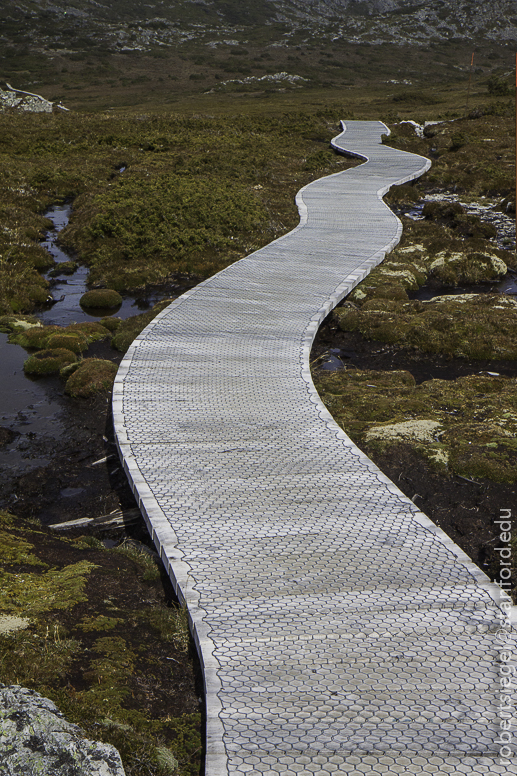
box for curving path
[113,122,514,776]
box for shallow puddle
[318,347,358,371]
[409,282,504,302]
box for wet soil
[312,315,517,591]
[0,339,137,526]
[312,315,517,383]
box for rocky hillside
[0,0,515,114]
[2,0,517,53]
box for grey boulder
[0,684,125,775]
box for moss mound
[422,201,497,239]
[111,299,174,353]
[10,325,60,349]
[335,294,517,360]
[10,322,110,351]
[59,361,81,380]
[429,250,507,285]
[80,289,123,309]
[65,321,111,342]
[64,359,118,398]
[24,348,77,376]
[46,332,89,353]
[314,369,517,483]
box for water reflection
[0,333,64,474]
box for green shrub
[487,76,511,96]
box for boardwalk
[113,121,514,775]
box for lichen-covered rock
[365,419,442,445]
[0,684,126,775]
[0,315,42,334]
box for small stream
[40,203,165,325]
[0,202,170,476]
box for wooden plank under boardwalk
[113,122,515,776]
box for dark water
[409,276,517,302]
[0,332,64,473]
[0,203,168,477]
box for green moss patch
[335,294,517,360]
[0,560,97,617]
[80,289,123,309]
[64,359,118,398]
[24,347,77,375]
[66,321,112,342]
[99,316,122,332]
[0,511,202,776]
[10,321,110,350]
[421,201,497,240]
[46,332,90,353]
[314,369,517,483]
[10,324,60,349]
